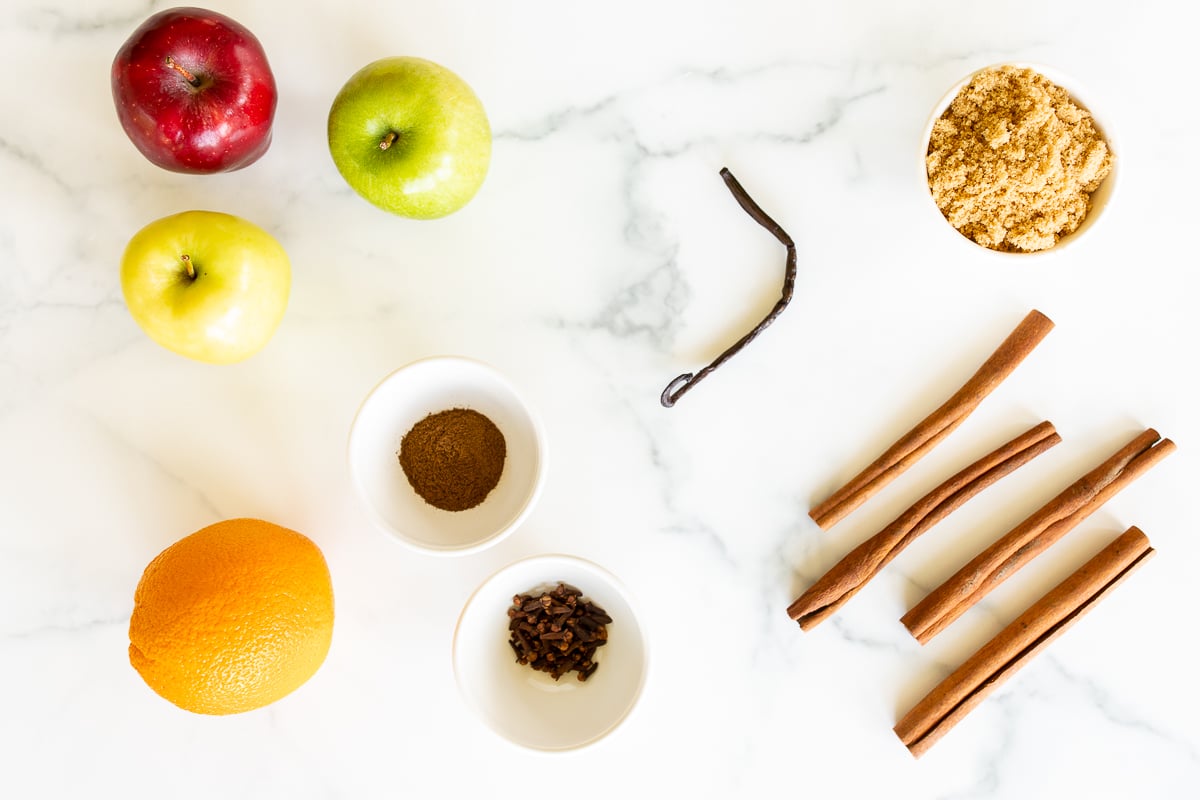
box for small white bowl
[920,62,1119,257]
[453,554,649,752]
[348,356,547,555]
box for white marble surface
[2,0,1198,796]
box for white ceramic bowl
[920,62,1119,257]
[453,554,649,752]
[348,356,546,555]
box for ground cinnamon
[399,408,506,511]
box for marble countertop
[3,1,1198,796]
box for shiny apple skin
[111,7,277,173]
[327,57,492,219]
[120,210,291,364]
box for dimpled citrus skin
[128,518,334,715]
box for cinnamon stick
[788,421,1060,629]
[895,526,1154,758]
[901,429,1174,644]
[809,310,1054,530]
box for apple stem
[164,56,201,88]
[181,254,195,280]
[379,132,399,151]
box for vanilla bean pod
[660,167,796,407]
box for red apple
[111,7,277,173]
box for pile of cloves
[507,582,612,681]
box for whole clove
[507,582,611,681]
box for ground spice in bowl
[926,65,1113,253]
[399,408,506,511]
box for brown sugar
[926,65,1113,253]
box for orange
[128,518,334,715]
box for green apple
[327,57,491,219]
[120,211,291,364]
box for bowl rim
[346,354,548,556]
[451,552,651,753]
[920,60,1120,259]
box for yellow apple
[120,211,291,363]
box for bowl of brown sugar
[922,63,1117,255]
[348,356,547,554]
